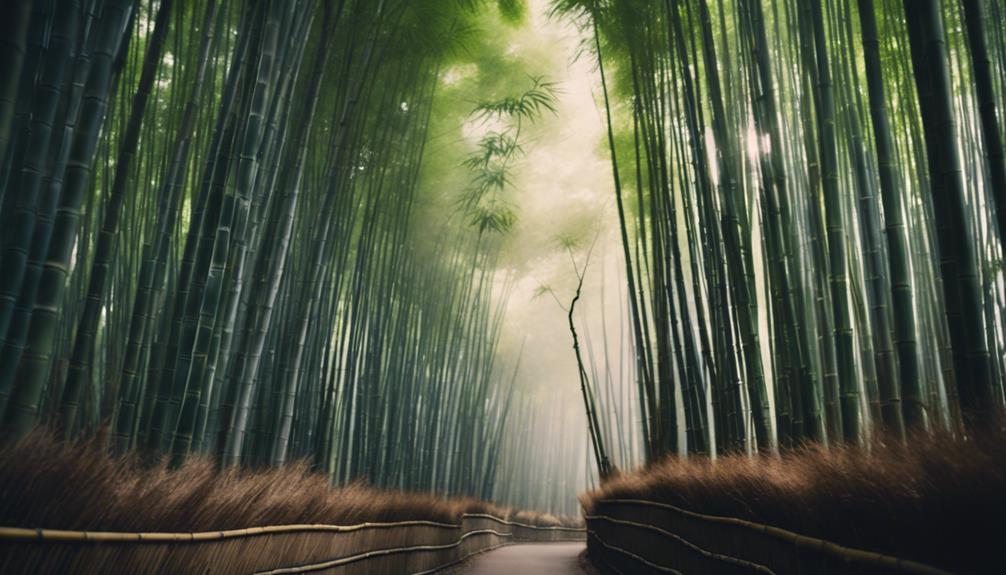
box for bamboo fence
[585,499,952,575]
[0,513,584,574]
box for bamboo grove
[0,0,578,507]
[556,0,1006,467]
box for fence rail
[0,513,585,574]
[585,499,951,575]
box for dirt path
[452,542,589,574]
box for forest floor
[583,427,1006,574]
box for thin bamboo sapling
[536,233,615,481]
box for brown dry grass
[0,429,575,533]
[582,427,1006,574]
[509,509,564,527]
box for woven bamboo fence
[585,499,952,575]
[0,513,584,574]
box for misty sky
[487,0,640,487]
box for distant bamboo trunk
[116,0,224,452]
[60,0,176,435]
[857,0,918,434]
[804,0,861,444]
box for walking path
[454,542,588,574]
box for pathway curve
[455,542,588,574]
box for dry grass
[509,509,565,527]
[582,427,1006,574]
[0,429,573,533]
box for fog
[484,0,642,510]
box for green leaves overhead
[472,76,560,123]
[470,202,518,233]
[458,76,557,235]
[497,0,529,24]
[462,132,524,170]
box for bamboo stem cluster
[554,0,1006,460]
[0,0,553,508]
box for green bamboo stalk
[3,0,133,437]
[60,0,176,435]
